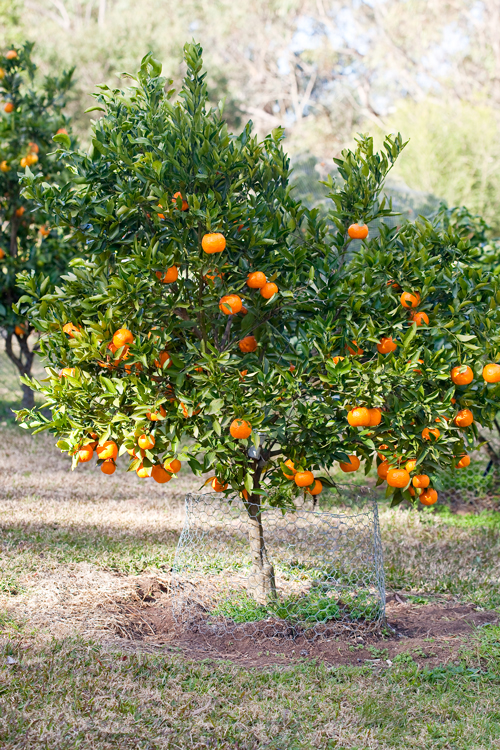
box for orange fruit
[0,248,5,259]
[4,102,14,113]
[422,427,440,441]
[138,434,155,450]
[387,468,410,488]
[482,363,500,383]
[113,328,134,348]
[146,405,166,421]
[15,206,24,217]
[5,50,18,60]
[347,340,363,356]
[240,306,248,315]
[78,445,94,463]
[400,291,420,309]
[332,356,345,364]
[151,465,171,484]
[247,271,267,289]
[412,474,430,488]
[14,324,26,337]
[28,142,39,154]
[204,270,224,282]
[260,282,278,300]
[377,444,390,460]
[0,160,9,172]
[405,459,417,472]
[56,128,68,135]
[377,337,397,354]
[165,458,181,474]
[20,157,28,168]
[59,367,75,378]
[202,233,226,254]
[26,153,38,166]
[454,408,473,427]
[136,464,152,479]
[219,294,242,315]
[419,488,438,506]
[368,408,382,426]
[96,441,118,460]
[282,459,297,479]
[101,459,116,475]
[294,471,314,487]
[377,461,390,479]
[347,407,371,427]
[387,279,401,290]
[211,477,228,492]
[230,419,252,439]
[339,455,361,473]
[411,311,429,326]
[154,351,172,369]
[239,370,248,380]
[63,322,81,338]
[347,223,369,240]
[456,454,470,469]
[39,225,50,237]
[239,335,258,353]
[408,487,415,497]
[172,191,188,211]
[241,489,249,500]
[156,266,178,284]
[451,365,473,386]
[307,479,323,496]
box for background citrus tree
[15,44,500,602]
[0,42,76,408]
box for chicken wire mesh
[436,462,497,506]
[171,488,386,641]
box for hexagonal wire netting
[171,487,386,641]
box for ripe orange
[78,445,94,463]
[26,153,38,166]
[405,459,417,472]
[39,225,50,237]
[211,477,228,492]
[347,407,370,427]
[239,336,258,353]
[260,282,278,300]
[422,427,440,441]
[219,294,242,315]
[4,102,14,113]
[101,459,116,475]
[138,434,155,450]
[59,367,75,378]
[136,464,152,478]
[240,306,248,315]
[202,233,226,254]
[247,271,267,289]
[332,356,345,364]
[347,223,368,240]
[6,50,18,60]
[409,487,415,497]
[451,365,473,386]
[339,455,360,473]
[294,471,314,487]
[346,340,364,356]
[377,461,390,479]
[113,328,134,348]
[0,248,5,259]
[172,192,188,211]
[155,351,172,369]
[377,444,390,460]
[165,458,181,474]
[15,206,25,217]
[230,419,252,439]
[307,480,323,496]
[456,454,470,469]
[400,291,420,309]
[419,488,438,506]
[28,142,39,154]
[146,405,166,421]
[368,408,382,426]
[96,441,118,460]
[282,459,297,479]
[387,468,410,488]
[14,324,26,337]
[204,270,224,282]
[482,363,500,383]
[387,279,401,290]
[63,322,81,338]
[20,157,28,168]
[56,128,68,135]
[0,67,4,79]
[411,311,429,326]
[156,266,178,284]
[412,474,430,488]
[151,465,171,483]
[454,408,473,427]
[0,160,9,172]
[377,337,397,354]
[239,370,248,380]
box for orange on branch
[332,356,345,364]
[219,294,242,315]
[165,458,181,474]
[411,311,429,326]
[4,102,14,113]
[419,488,438,506]
[347,340,363,356]
[422,427,440,441]
[260,282,278,300]
[151,465,171,484]
[156,266,178,284]
[282,459,297,479]
[138,434,155,450]
[239,335,258,353]
[202,233,226,254]
[211,477,228,492]
[230,419,252,439]
[347,407,370,427]
[413,474,430,488]
[307,480,323,496]
[451,365,473,386]
[59,367,75,378]
[347,223,368,239]
[387,468,410,488]
[146,405,166,421]
[96,441,118,460]
[377,461,390,479]
[405,459,417,473]
[247,271,267,289]
[482,364,500,383]
[454,408,474,427]
[172,191,188,211]
[400,291,420,309]
[63,322,81,338]
[339,455,360,473]
[113,328,134,348]
[368,408,382,426]
[456,455,470,469]
[78,445,94,463]
[377,337,397,354]
[136,464,152,478]
[154,351,172,369]
[5,50,18,60]
[294,471,314,487]
[101,459,116,475]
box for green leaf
[52,132,71,147]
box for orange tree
[16,44,500,601]
[0,42,75,408]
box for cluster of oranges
[281,460,322,496]
[20,142,39,168]
[1,51,17,113]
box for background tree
[16,45,500,603]
[0,42,76,408]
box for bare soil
[96,576,499,669]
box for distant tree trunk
[98,0,106,26]
[244,466,276,603]
[3,331,36,410]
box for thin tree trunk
[4,331,36,410]
[245,493,276,604]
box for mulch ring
[101,577,499,669]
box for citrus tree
[0,42,75,408]
[16,44,500,602]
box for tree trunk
[245,496,276,604]
[3,331,36,410]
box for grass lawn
[1,423,500,748]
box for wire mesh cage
[171,488,386,641]
[437,462,496,506]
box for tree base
[247,562,277,604]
